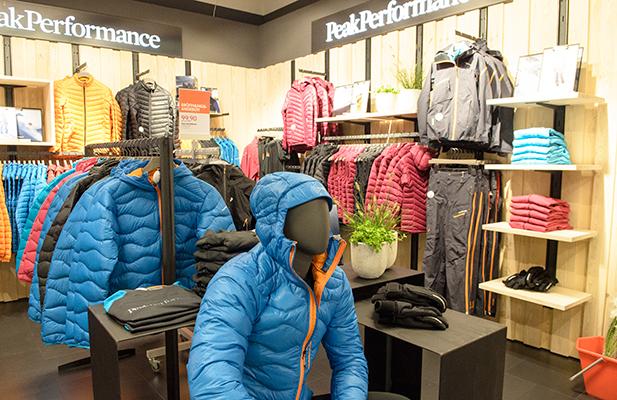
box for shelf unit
[485,164,602,172]
[480,92,603,310]
[479,278,592,311]
[482,222,597,243]
[487,93,603,109]
[0,76,55,148]
[316,110,417,124]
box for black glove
[374,300,449,330]
[371,282,448,313]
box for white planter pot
[385,231,398,269]
[374,92,397,113]
[351,242,388,279]
[396,89,421,113]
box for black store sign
[0,0,182,57]
[312,0,508,52]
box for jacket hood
[250,172,333,269]
[112,160,193,190]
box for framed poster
[332,83,354,115]
[514,53,543,97]
[16,108,43,142]
[0,107,18,141]
[539,44,583,94]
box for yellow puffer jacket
[0,164,11,262]
[54,75,122,153]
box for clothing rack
[84,136,181,400]
[455,30,480,41]
[135,69,151,81]
[297,68,327,77]
[323,132,419,141]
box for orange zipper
[290,240,347,400]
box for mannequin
[283,198,330,282]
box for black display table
[88,305,195,400]
[355,299,507,400]
[342,265,425,300]
[88,265,422,399]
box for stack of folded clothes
[193,230,260,296]
[511,128,571,165]
[371,282,449,330]
[509,194,572,232]
[104,285,201,333]
[503,266,559,293]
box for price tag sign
[178,88,211,140]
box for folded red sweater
[510,208,570,221]
[511,194,569,209]
[509,220,572,232]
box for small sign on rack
[178,89,211,140]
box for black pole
[159,135,179,400]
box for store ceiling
[136,0,318,24]
[198,0,297,15]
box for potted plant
[346,199,401,279]
[374,85,400,113]
[396,65,423,112]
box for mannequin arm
[322,276,369,399]
[188,274,257,400]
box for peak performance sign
[0,1,182,57]
[312,0,508,52]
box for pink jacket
[282,78,317,152]
[241,138,260,180]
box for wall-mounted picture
[539,44,583,94]
[332,83,354,115]
[16,108,43,142]
[514,53,543,97]
[0,107,18,141]
[351,80,371,114]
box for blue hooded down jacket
[188,172,368,400]
[27,171,89,323]
[42,160,234,348]
[16,170,74,273]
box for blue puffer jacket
[188,172,368,400]
[42,160,235,348]
[28,172,89,323]
[16,170,74,273]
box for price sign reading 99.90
[178,88,211,140]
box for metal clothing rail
[323,132,419,141]
[84,135,180,400]
[298,68,327,77]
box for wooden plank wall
[254,0,613,357]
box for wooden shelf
[479,278,592,311]
[487,93,603,108]
[485,164,602,172]
[316,110,417,124]
[0,141,54,147]
[482,222,597,243]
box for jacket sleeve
[322,275,368,399]
[64,188,119,347]
[187,266,258,400]
[417,67,431,145]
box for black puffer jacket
[37,159,119,307]
[115,80,176,140]
[188,163,255,231]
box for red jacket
[282,78,317,152]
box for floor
[0,300,597,400]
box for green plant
[344,194,401,252]
[376,85,400,95]
[397,65,424,90]
[606,298,617,358]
